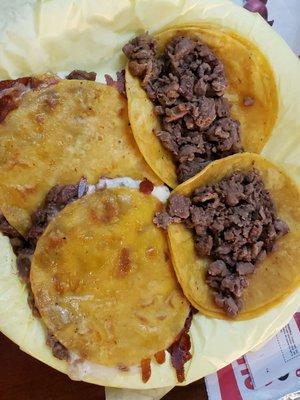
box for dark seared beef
[46,333,70,361]
[177,159,210,183]
[27,283,41,318]
[65,70,97,81]
[123,34,243,182]
[104,70,126,95]
[123,34,159,83]
[17,248,34,282]
[168,194,191,219]
[153,211,177,230]
[0,212,21,238]
[0,212,34,281]
[44,184,79,206]
[154,170,289,317]
[27,181,86,245]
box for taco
[0,73,160,235]
[155,153,300,320]
[2,175,191,383]
[123,27,278,187]
[30,184,191,381]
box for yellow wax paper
[0,0,299,392]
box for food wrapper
[205,309,300,400]
[205,355,300,400]
[0,0,299,399]
[244,310,300,390]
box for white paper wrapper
[0,0,299,397]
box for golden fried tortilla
[31,188,189,366]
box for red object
[154,350,166,364]
[139,178,154,195]
[168,309,194,383]
[140,358,151,383]
[217,364,243,400]
[294,312,300,331]
[244,0,268,19]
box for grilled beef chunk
[0,213,22,239]
[105,70,126,95]
[154,170,289,316]
[123,34,243,182]
[153,211,176,229]
[46,333,70,361]
[27,181,86,245]
[65,70,97,81]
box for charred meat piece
[66,70,97,81]
[105,70,126,95]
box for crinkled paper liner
[0,0,299,397]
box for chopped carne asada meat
[0,212,24,245]
[46,333,70,361]
[0,212,32,281]
[123,34,243,182]
[153,211,177,230]
[105,70,126,95]
[27,180,87,246]
[65,70,97,81]
[154,170,289,316]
